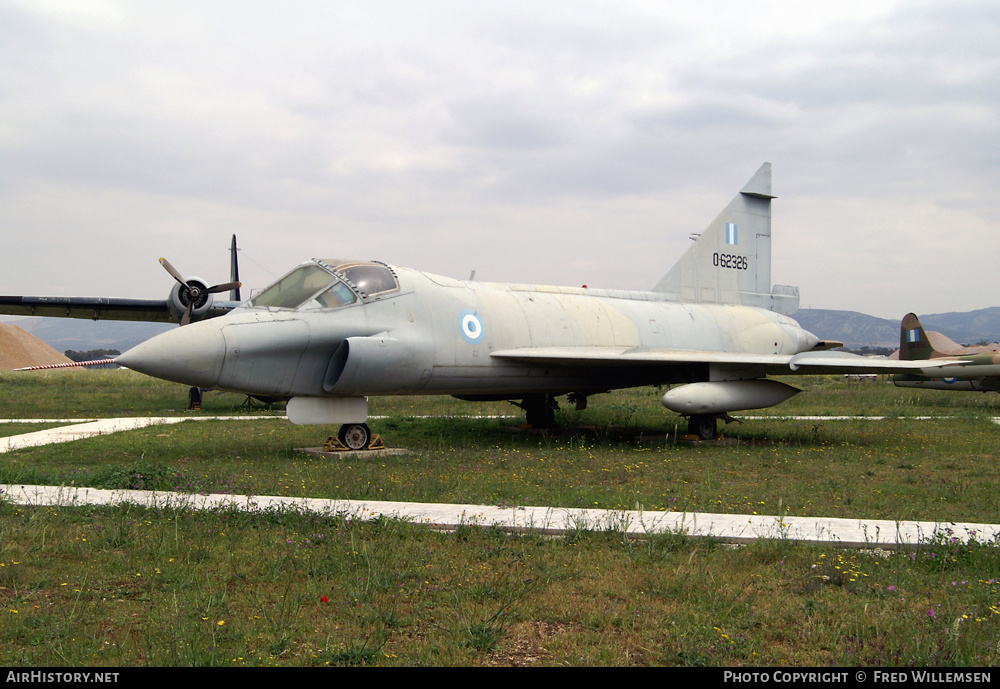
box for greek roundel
[460,309,485,344]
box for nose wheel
[339,423,372,450]
[322,423,384,452]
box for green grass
[0,422,69,438]
[1,503,998,666]
[1,369,1000,666]
[3,373,999,523]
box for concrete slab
[299,447,414,458]
[2,483,996,550]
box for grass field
[1,369,999,666]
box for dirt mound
[0,323,71,370]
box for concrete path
[2,414,999,548]
[0,416,282,453]
[2,483,996,549]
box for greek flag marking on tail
[906,329,920,343]
[726,223,738,245]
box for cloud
[0,0,997,319]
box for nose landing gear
[322,423,385,452]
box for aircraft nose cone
[116,322,225,388]
[797,328,819,352]
[781,322,819,353]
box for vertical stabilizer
[899,313,935,361]
[230,235,242,302]
[653,162,798,315]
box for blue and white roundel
[460,309,485,344]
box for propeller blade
[159,257,188,286]
[206,281,241,295]
[161,254,239,325]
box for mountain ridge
[792,307,1000,348]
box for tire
[338,423,371,450]
[688,415,717,440]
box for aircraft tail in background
[898,313,936,361]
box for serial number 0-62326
[713,252,747,270]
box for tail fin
[899,313,936,360]
[652,162,799,315]
[229,234,242,302]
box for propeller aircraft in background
[893,313,1000,393]
[0,235,243,326]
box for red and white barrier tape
[15,358,116,371]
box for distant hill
[793,307,1000,349]
[0,317,174,354]
[791,310,898,348]
[919,307,1000,345]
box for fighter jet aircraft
[893,313,1000,392]
[0,164,969,447]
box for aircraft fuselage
[117,265,817,402]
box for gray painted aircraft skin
[1,163,973,443]
[109,163,967,442]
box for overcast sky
[1,0,997,321]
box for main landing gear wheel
[338,423,372,450]
[519,393,559,428]
[687,414,718,441]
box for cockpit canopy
[248,259,398,310]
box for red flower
[320,596,329,603]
